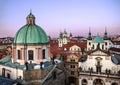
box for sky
[0,0,120,38]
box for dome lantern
[26,11,35,24]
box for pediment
[90,50,108,56]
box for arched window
[28,50,34,60]
[42,49,45,59]
[2,68,5,77]
[102,44,104,50]
[17,50,20,59]
[111,82,118,85]
[92,44,94,49]
[7,73,10,78]
[95,57,102,73]
[93,79,104,85]
[89,42,91,45]
[82,79,87,85]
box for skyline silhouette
[0,0,120,37]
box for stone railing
[78,67,120,79]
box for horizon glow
[0,0,120,38]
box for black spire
[103,27,109,40]
[88,27,92,40]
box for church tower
[103,27,110,50]
[58,29,68,47]
[87,28,92,51]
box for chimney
[25,62,28,70]
[40,62,43,69]
[52,56,55,65]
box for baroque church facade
[78,30,120,85]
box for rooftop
[92,35,104,43]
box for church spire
[103,27,109,40]
[104,27,107,36]
[64,29,67,34]
[30,9,32,14]
[88,27,92,40]
[69,33,73,40]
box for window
[2,68,5,77]
[7,73,10,79]
[71,59,75,62]
[111,82,118,85]
[89,42,91,45]
[105,42,107,45]
[18,50,20,59]
[92,45,94,49]
[71,65,75,68]
[93,79,104,85]
[96,57,102,73]
[102,45,104,50]
[42,49,45,59]
[82,79,87,85]
[28,50,34,60]
[71,71,74,75]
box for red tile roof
[109,47,120,52]
[50,40,87,55]
[62,41,87,50]
[0,51,7,59]
[111,41,120,45]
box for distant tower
[69,33,73,40]
[103,27,110,50]
[63,29,67,38]
[87,28,92,40]
[103,27,109,40]
[87,28,92,51]
[58,29,68,47]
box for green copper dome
[92,35,104,43]
[13,12,49,44]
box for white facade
[87,40,110,51]
[79,49,120,85]
[79,50,118,73]
[0,64,23,80]
[58,31,68,47]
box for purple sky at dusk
[0,0,120,38]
